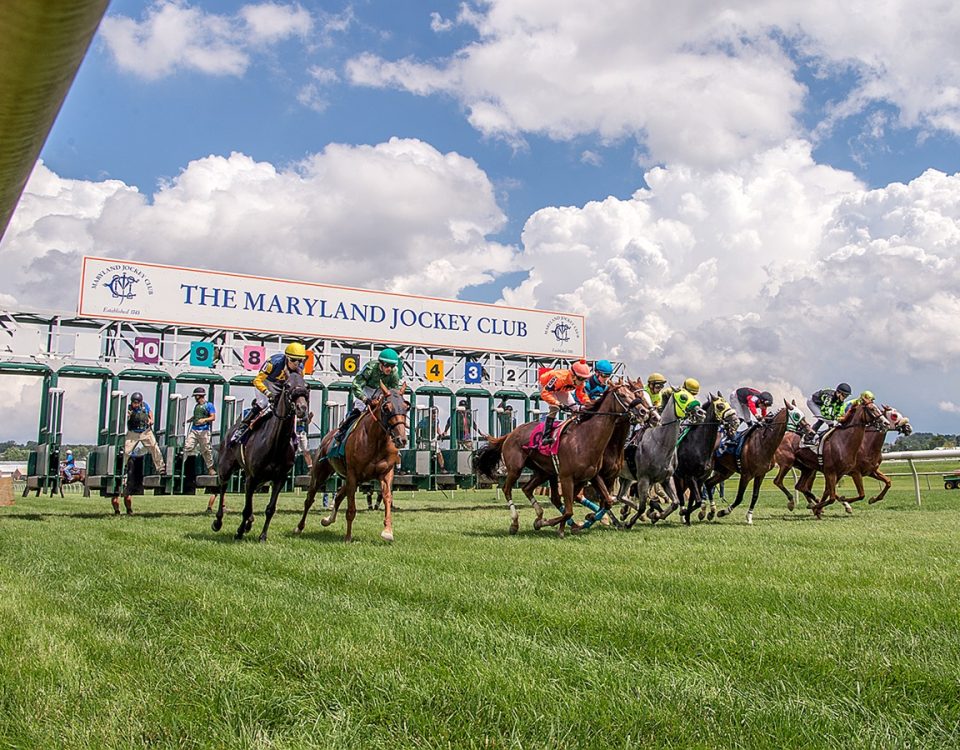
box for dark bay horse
[473,383,646,537]
[295,384,409,542]
[212,369,310,541]
[675,392,739,525]
[849,405,911,506]
[616,393,706,527]
[791,401,885,518]
[706,401,792,525]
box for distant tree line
[885,433,959,453]
[0,441,93,461]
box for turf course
[1,478,959,749]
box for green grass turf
[1,476,959,749]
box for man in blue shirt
[124,391,165,475]
[184,387,216,475]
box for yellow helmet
[859,390,875,402]
[647,372,666,385]
[284,342,307,360]
[683,377,700,395]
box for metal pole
[908,458,921,507]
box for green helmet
[378,348,400,366]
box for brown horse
[791,400,885,518]
[849,404,912,506]
[472,383,647,537]
[60,467,86,486]
[295,384,409,542]
[771,403,820,511]
[705,401,792,525]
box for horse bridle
[579,384,649,425]
[371,393,409,448]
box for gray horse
[616,393,706,527]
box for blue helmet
[595,359,614,376]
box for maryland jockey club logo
[544,315,581,353]
[105,272,139,302]
[89,262,154,314]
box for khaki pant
[124,429,165,474]
[184,429,215,473]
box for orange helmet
[571,360,591,379]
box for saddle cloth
[327,418,362,461]
[524,419,573,456]
[716,425,751,460]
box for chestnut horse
[212,368,310,541]
[472,383,647,537]
[771,403,821,511]
[295,384,409,542]
[849,404,912,506]
[705,401,792,525]
[791,400,885,518]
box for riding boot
[231,403,263,444]
[541,416,556,445]
[334,409,361,445]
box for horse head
[881,404,913,435]
[710,391,739,435]
[278,369,310,421]
[376,382,411,449]
[631,381,661,428]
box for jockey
[583,359,614,401]
[662,377,701,417]
[63,449,76,481]
[333,347,403,443]
[232,343,307,442]
[844,390,876,414]
[806,382,852,435]
[538,360,591,445]
[644,372,667,409]
[729,387,774,428]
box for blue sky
[3,0,960,439]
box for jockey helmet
[192,386,206,397]
[594,359,614,376]
[683,377,700,395]
[859,390,875,402]
[836,382,852,396]
[571,360,591,379]
[647,372,666,386]
[759,391,773,405]
[284,342,307,360]
[66,449,73,456]
[130,392,143,403]
[378,348,400,366]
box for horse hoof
[320,517,333,527]
[533,518,544,531]
[292,525,302,535]
[697,509,706,521]
[746,514,753,526]
[867,497,880,505]
[584,513,596,523]
[787,500,795,512]
[211,518,222,532]
[843,502,853,514]
[234,532,244,541]
[381,530,394,542]
[707,510,715,521]
[258,535,268,543]
[717,508,729,518]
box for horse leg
[502,468,523,535]
[651,476,681,524]
[343,485,358,543]
[745,476,765,525]
[519,471,549,524]
[321,485,348,527]
[555,475,578,538]
[717,474,750,518]
[867,470,893,505]
[625,480,649,529]
[846,473,866,509]
[235,479,256,540]
[258,480,284,542]
[772,464,795,509]
[380,470,395,542]
[297,459,334,534]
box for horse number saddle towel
[524,419,573,456]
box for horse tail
[472,436,507,480]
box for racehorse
[705,401,792,525]
[791,400,885,518]
[848,404,911,506]
[770,403,821,511]
[211,369,310,541]
[60,467,86,486]
[295,384,410,542]
[674,392,739,525]
[616,392,706,527]
[473,383,646,537]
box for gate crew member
[124,391,166,475]
[184,386,216,474]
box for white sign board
[78,257,586,358]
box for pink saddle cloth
[524,419,573,456]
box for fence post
[907,458,921,507]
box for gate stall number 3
[464,361,483,384]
